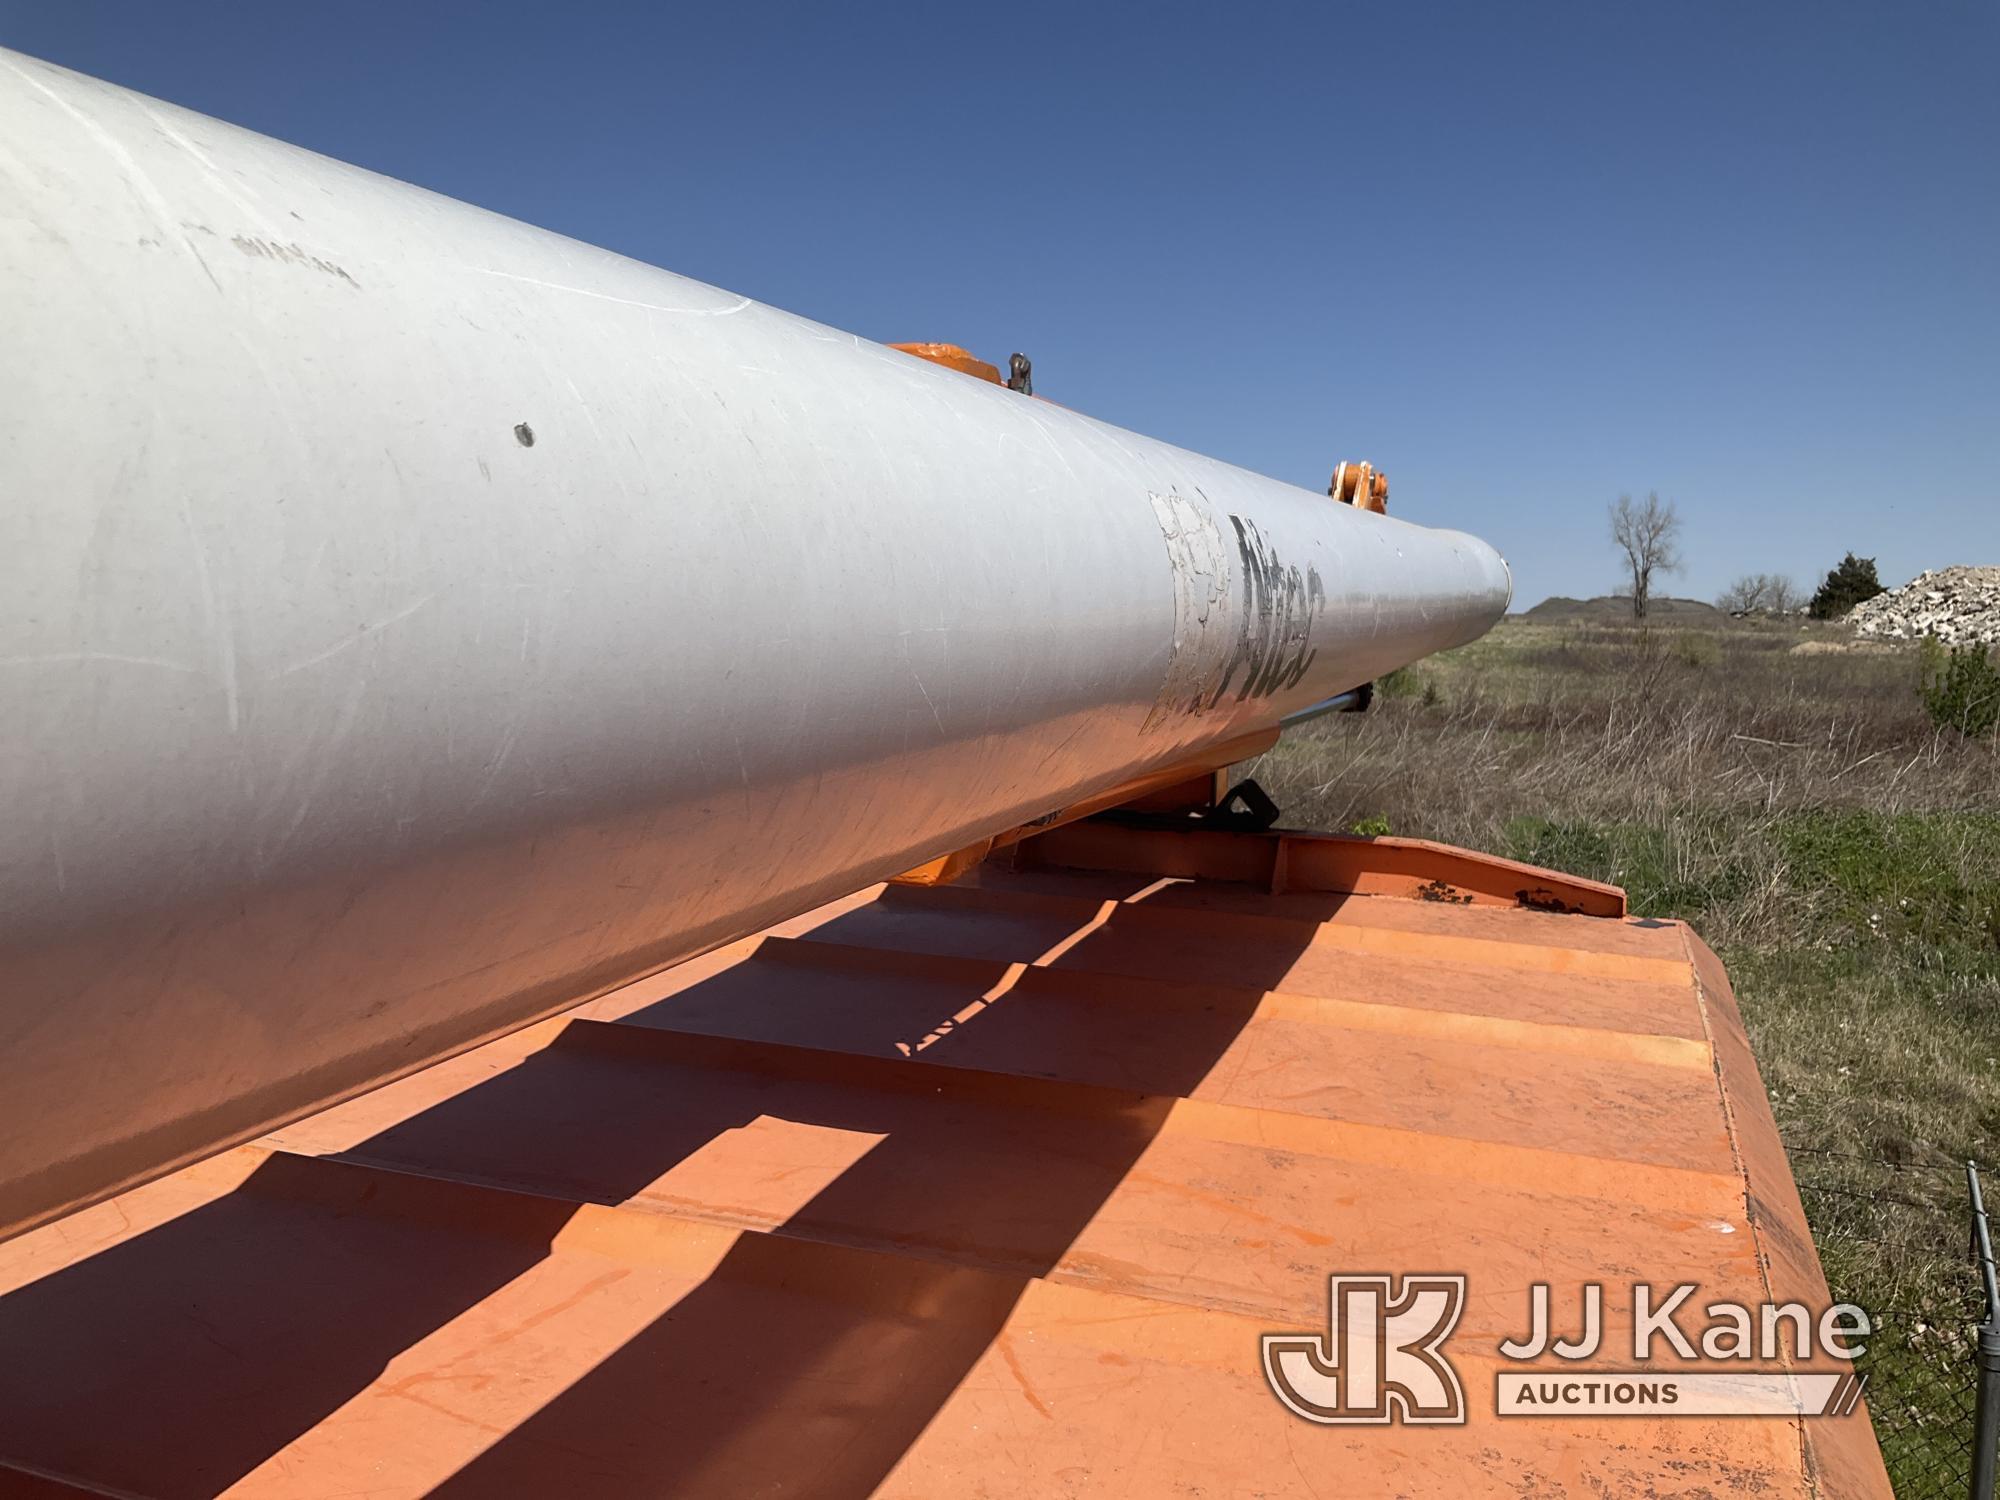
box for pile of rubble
[1848,565,2000,647]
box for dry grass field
[1248,613,2000,1488]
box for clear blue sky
[7,1,1994,607]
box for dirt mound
[1522,595,1722,622]
[1847,566,2000,647]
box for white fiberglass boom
[0,49,1510,1239]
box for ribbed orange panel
[0,837,1888,1497]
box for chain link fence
[1791,1151,1999,1497]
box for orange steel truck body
[0,817,1890,1497]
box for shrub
[1918,638,2000,738]
[1808,553,1886,620]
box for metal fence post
[1977,1325,2000,1500]
[1968,1163,1999,1500]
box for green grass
[1249,616,2000,1494]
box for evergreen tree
[1808,554,1886,620]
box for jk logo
[1262,1274,1468,1425]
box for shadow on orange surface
[0,881,1327,1497]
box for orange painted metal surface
[887,342,1005,384]
[1331,459,1390,513]
[1020,818,1629,914]
[0,823,1888,1497]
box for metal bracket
[1097,776,1282,833]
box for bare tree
[1717,575,1768,613]
[1715,571,1801,615]
[1609,492,1682,619]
